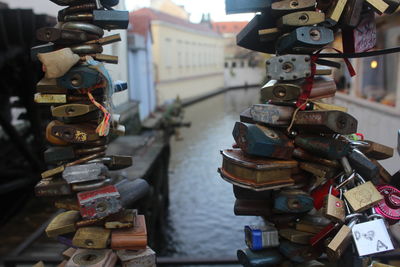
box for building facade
[212,21,266,88]
[130,7,225,105]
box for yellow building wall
[151,21,225,104]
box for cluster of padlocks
[31,0,156,266]
[219,0,400,266]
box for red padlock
[374,185,400,224]
[311,180,340,210]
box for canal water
[163,88,264,261]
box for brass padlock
[324,0,348,25]
[271,0,317,17]
[326,214,361,260]
[72,227,111,249]
[45,210,80,238]
[279,228,313,244]
[322,186,345,222]
[105,209,137,229]
[344,175,383,212]
[277,11,325,29]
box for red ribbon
[296,48,356,110]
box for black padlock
[237,13,276,54]
[92,10,129,30]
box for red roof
[129,8,220,37]
[212,21,248,34]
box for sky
[125,0,254,23]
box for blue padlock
[274,189,314,214]
[244,225,279,250]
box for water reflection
[164,88,263,260]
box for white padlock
[352,213,394,256]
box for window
[232,61,236,68]
[225,62,228,68]
[240,61,245,68]
[164,38,172,69]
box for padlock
[309,222,339,248]
[347,145,379,181]
[342,10,376,53]
[44,145,107,164]
[55,197,80,211]
[234,199,272,217]
[62,163,108,184]
[105,209,137,229]
[279,240,321,263]
[277,11,325,29]
[271,0,316,17]
[344,175,383,212]
[38,49,81,80]
[72,44,103,55]
[276,26,334,54]
[370,159,392,184]
[249,104,294,126]
[236,13,276,54]
[45,210,80,238]
[236,248,283,267]
[260,80,302,102]
[274,189,314,213]
[41,151,105,179]
[294,135,352,160]
[232,122,294,159]
[116,179,150,208]
[225,0,273,14]
[374,185,400,223]
[92,10,129,30]
[219,149,296,191]
[312,102,348,112]
[117,247,156,267]
[293,110,358,135]
[35,177,72,197]
[244,224,279,250]
[57,65,102,90]
[72,227,111,249]
[266,55,311,81]
[299,162,339,180]
[111,215,147,250]
[61,21,104,37]
[51,103,97,118]
[72,179,112,192]
[326,214,361,260]
[293,147,340,169]
[323,0,347,26]
[307,76,337,99]
[258,27,281,42]
[383,0,400,13]
[87,155,133,170]
[58,3,97,21]
[233,185,272,200]
[35,93,68,105]
[49,121,100,144]
[36,78,67,94]
[36,27,98,44]
[352,210,394,256]
[279,228,314,244]
[322,186,345,222]
[66,249,117,267]
[311,179,340,209]
[295,215,330,234]
[340,0,364,28]
[365,0,389,14]
[77,185,122,220]
[358,140,394,160]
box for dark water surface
[163,88,263,260]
